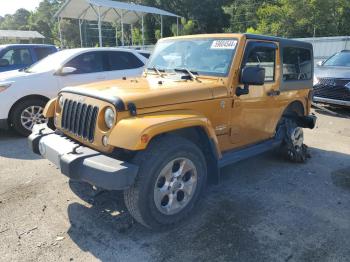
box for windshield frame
[147,37,239,78]
[322,51,350,67]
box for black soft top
[244,33,313,50]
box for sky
[0,0,42,17]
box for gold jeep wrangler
[29,34,316,229]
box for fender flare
[43,98,57,118]
[108,110,221,157]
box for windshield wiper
[174,68,201,82]
[147,66,164,77]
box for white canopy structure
[0,30,45,41]
[55,0,181,47]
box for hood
[314,66,350,79]
[0,70,27,81]
[0,69,47,82]
[61,76,225,109]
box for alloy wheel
[153,157,198,215]
[20,106,47,131]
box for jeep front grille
[61,99,99,142]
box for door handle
[96,76,106,80]
[267,90,280,97]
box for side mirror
[236,66,265,96]
[0,58,9,67]
[316,60,324,67]
[59,66,77,76]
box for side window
[108,51,144,71]
[0,48,33,65]
[64,52,104,74]
[283,47,312,81]
[1,49,13,63]
[244,45,276,82]
[34,47,55,60]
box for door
[57,51,108,90]
[0,47,33,72]
[106,51,145,80]
[230,40,280,147]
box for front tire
[124,135,207,230]
[10,98,48,136]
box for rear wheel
[124,135,207,230]
[10,98,48,136]
[279,118,309,163]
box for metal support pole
[115,26,118,46]
[141,15,145,47]
[58,17,63,47]
[121,12,124,46]
[79,19,83,47]
[161,15,163,38]
[176,17,179,36]
[131,24,134,46]
[98,6,102,47]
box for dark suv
[313,50,350,107]
[0,44,57,72]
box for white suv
[0,48,148,136]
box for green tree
[29,0,64,44]
[224,0,272,33]
[171,18,197,36]
[159,0,230,33]
[250,0,350,37]
[132,27,143,45]
[0,9,31,30]
[59,19,80,48]
[155,29,161,40]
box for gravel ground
[0,108,350,262]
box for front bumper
[28,124,138,190]
[313,96,350,107]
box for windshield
[323,52,350,67]
[147,38,238,77]
[25,49,78,73]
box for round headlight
[58,95,65,108]
[104,107,115,129]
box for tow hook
[70,145,83,155]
